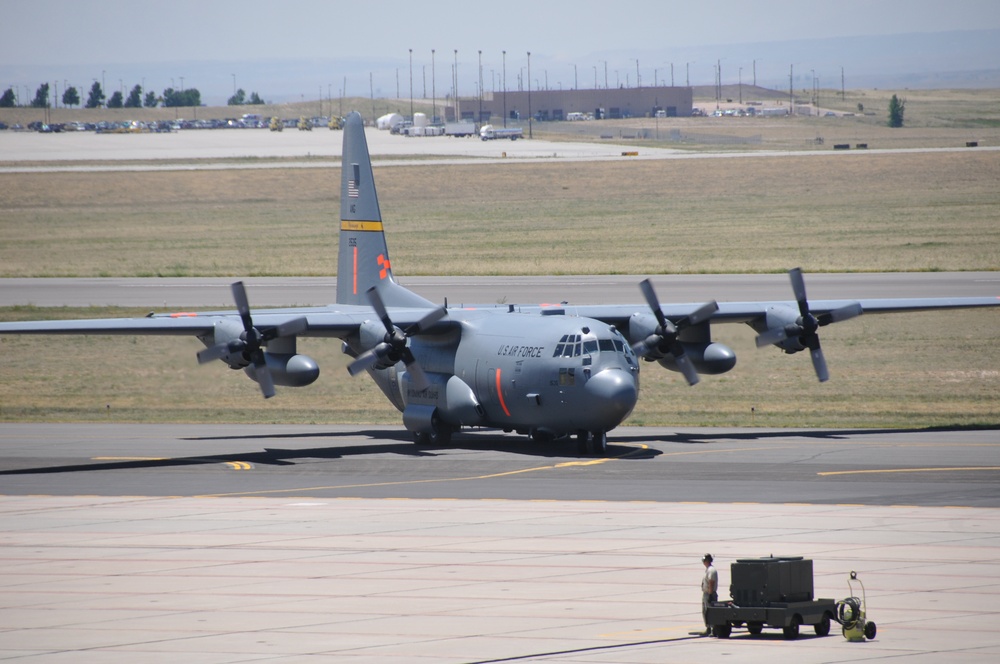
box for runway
[3,272,998,308]
[1,423,999,662]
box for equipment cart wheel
[713,623,732,639]
[747,622,763,635]
[814,614,831,636]
[864,620,877,640]
[782,616,801,640]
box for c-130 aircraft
[2,111,997,454]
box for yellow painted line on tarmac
[223,461,253,470]
[818,466,1000,477]
[196,443,651,498]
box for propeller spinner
[631,278,718,386]
[754,268,863,382]
[196,281,308,398]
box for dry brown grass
[2,150,998,277]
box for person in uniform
[701,553,718,635]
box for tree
[31,83,50,108]
[85,81,105,108]
[124,84,142,108]
[162,87,201,107]
[888,94,905,128]
[62,86,80,108]
[228,88,247,105]
[248,91,264,105]
[107,90,124,109]
[0,87,15,107]
[143,90,159,108]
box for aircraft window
[598,339,615,352]
[553,343,565,357]
[583,340,598,355]
[613,338,625,353]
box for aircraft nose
[584,369,638,426]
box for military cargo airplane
[1,112,997,454]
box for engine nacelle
[401,373,485,426]
[243,352,320,387]
[658,342,737,375]
[757,305,807,353]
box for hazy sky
[3,0,999,104]
[4,0,998,65]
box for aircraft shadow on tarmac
[0,429,660,476]
[1,425,988,476]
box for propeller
[631,278,719,386]
[346,286,447,391]
[754,268,863,382]
[196,281,308,398]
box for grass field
[1,89,998,428]
[2,151,998,277]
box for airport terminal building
[452,86,693,122]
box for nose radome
[584,369,638,426]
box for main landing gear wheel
[413,416,452,447]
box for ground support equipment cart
[704,556,837,639]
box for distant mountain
[5,29,998,107]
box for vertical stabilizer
[337,112,433,309]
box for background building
[452,86,693,122]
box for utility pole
[478,50,483,123]
[431,49,436,123]
[527,51,532,138]
[409,48,413,120]
[502,50,507,128]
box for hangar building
[450,86,693,122]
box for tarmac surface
[1,423,999,663]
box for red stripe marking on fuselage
[496,368,511,417]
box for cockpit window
[553,334,583,358]
[583,339,598,355]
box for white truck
[480,124,523,141]
[444,120,477,137]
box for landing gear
[412,413,452,446]
[576,430,608,456]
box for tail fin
[337,112,433,309]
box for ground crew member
[701,553,718,635]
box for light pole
[478,50,483,123]
[409,48,413,120]
[527,51,531,138]
[431,49,436,123]
[502,50,507,128]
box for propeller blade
[639,279,669,329]
[197,343,233,364]
[347,348,381,376]
[366,287,394,334]
[810,345,829,383]
[789,267,810,317]
[251,349,276,398]
[401,347,431,391]
[673,352,700,386]
[687,300,720,326]
[274,316,309,338]
[405,306,448,336]
[822,302,863,325]
[755,327,788,348]
[232,281,254,332]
